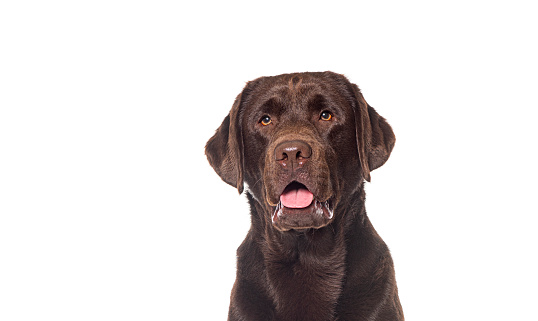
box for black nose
[274,140,312,170]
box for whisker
[251,176,263,189]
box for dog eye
[320,111,332,121]
[260,115,272,126]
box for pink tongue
[280,186,314,208]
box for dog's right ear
[205,93,244,194]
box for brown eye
[260,115,272,126]
[320,111,332,121]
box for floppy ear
[205,93,244,194]
[352,85,396,182]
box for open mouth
[280,181,315,208]
[272,181,333,231]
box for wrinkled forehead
[243,74,353,112]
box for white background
[1,1,537,320]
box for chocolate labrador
[206,71,403,320]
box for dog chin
[271,199,334,231]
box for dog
[206,71,403,320]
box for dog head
[206,72,395,231]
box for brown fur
[206,71,403,320]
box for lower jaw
[271,199,334,231]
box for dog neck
[246,191,366,321]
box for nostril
[296,150,308,166]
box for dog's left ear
[205,93,244,194]
[351,84,396,182]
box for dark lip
[271,196,335,231]
[280,199,333,216]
